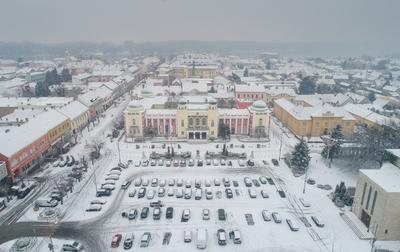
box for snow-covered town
[1,1,400,252]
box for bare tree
[88,138,104,160]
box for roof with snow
[56,101,89,120]
[360,162,400,193]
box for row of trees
[35,68,72,97]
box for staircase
[340,211,374,240]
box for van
[196,228,207,249]
[184,230,192,243]
[121,180,131,190]
[195,189,202,200]
[140,232,151,247]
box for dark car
[218,209,226,221]
[247,160,255,166]
[252,179,260,187]
[232,180,239,187]
[271,159,279,166]
[225,188,233,199]
[166,207,174,219]
[123,234,133,250]
[96,189,111,197]
[141,207,149,219]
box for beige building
[56,101,90,133]
[124,98,269,140]
[273,98,357,137]
[352,153,400,240]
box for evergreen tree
[298,76,316,94]
[243,68,249,77]
[61,68,72,82]
[368,92,376,102]
[35,81,50,97]
[322,125,343,162]
[290,139,311,172]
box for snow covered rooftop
[235,84,265,93]
[0,97,73,108]
[275,98,355,121]
[56,101,88,120]
[360,162,400,193]
[0,110,68,157]
[219,108,250,117]
[343,104,398,126]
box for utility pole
[117,139,121,164]
[303,164,308,194]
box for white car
[101,184,115,190]
[185,180,191,188]
[202,209,210,220]
[151,178,158,187]
[262,210,271,221]
[214,178,221,186]
[168,178,175,186]
[159,179,166,187]
[147,189,155,199]
[188,159,194,166]
[142,179,149,186]
[158,188,166,197]
[213,159,219,166]
[134,178,142,186]
[134,160,141,167]
[176,178,183,187]
[299,197,311,207]
[205,189,213,200]
[261,190,269,198]
[248,188,257,198]
[184,230,192,243]
[128,189,137,197]
[204,179,211,187]
[166,160,171,167]
[167,188,175,197]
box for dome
[252,100,267,109]
[128,101,143,110]
[178,98,187,105]
[208,97,217,105]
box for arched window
[189,118,193,126]
[259,118,263,126]
[196,118,200,125]
[202,118,207,126]
[132,119,136,125]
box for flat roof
[360,163,400,193]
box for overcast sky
[1,0,399,45]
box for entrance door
[189,132,194,139]
[195,132,200,139]
[361,210,371,228]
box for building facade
[125,98,269,140]
[273,98,357,137]
[352,160,400,241]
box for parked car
[213,159,219,166]
[196,229,207,249]
[134,160,141,167]
[195,179,201,188]
[184,189,192,199]
[259,176,267,184]
[61,241,83,251]
[247,159,255,166]
[205,179,211,187]
[111,234,122,248]
[202,209,210,220]
[311,216,325,227]
[140,232,151,247]
[214,178,221,186]
[90,199,107,205]
[159,179,166,187]
[205,189,213,200]
[96,189,111,197]
[223,177,230,187]
[176,178,183,187]
[188,159,194,166]
[218,208,226,221]
[138,187,146,198]
[262,210,271,221]
[128,209,138,220]
[173,160,179,167]
[181,209,191,222]
[128,189,136,197]
[86,205,102,212]
[101,184,115,191]
[206,159,211,165]
[150,160,157,166]
[134,178,142,186]
[158,187,166,197]
[197,159,203,166]
[244,177,252,187]
[153,207,161,220]
[147,189,155,199]
[299,197,311,207]
[286,219,299,231]
[165,160,171,167]
[195,189,202,200]
[158,159,164,166]
[176,188,183,198]
[272,212,282,223]
[185,180,191,188]
[225,188,233,198]
[140,207,149,219]
[217,229,227,245]
[184,230,192,243]
[167,188,175,197]
[248,188,257,198]
[168,178,175,186]
[123,234,134,249]
[142,179,149,186]
[151,178,158,187]
[261,190,269,198]
[232,229,242,244]
[232,180,239,187]
[271,159,279,166]
[121,180,131,189]
[166,207,174,219]
[180,160,186,167]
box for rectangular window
[361,182,367,206]
[365,186,372,210]
[181,120,184,127]
[371,191,377,215]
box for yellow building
[124,97,269,140]
[170,65,219,79]
[274,98,356,137]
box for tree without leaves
[290,138,311,172]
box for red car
[111,234,122,248]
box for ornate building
[124,98,269,140]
